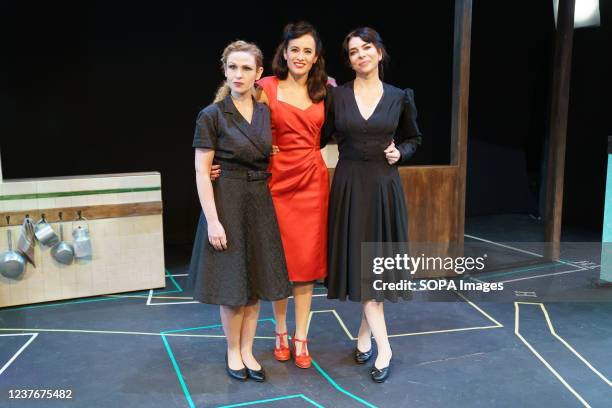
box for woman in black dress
[323,28,423,383]
[189,40,292,382]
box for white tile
[85,194,103,206]
[26,273,45,299]
[43,268,62,299]
[130,174,161,189]
[132,220,147,235]
[118,220,135,237]
[2,181,37,196]
[70,196,89,207]
[122,248,142,262]
[146,191,162,202]
[96,193,115,205]
[3,200,19,213]
[17,199,38,212]
[116,192,140,204]
[54,196,73,208]
[96,177,115,189]
[79,177,103,190]
[37,180,71,194]
[9,279,29,306]
[321,144,339,168]
[105,253,122,267]
[120,177,142,189]
[0,279,11,307]
[103,221,120,237]
[76,269,93,290]
[92,267,108,286]
[70,179,93,193]
[60,221,74,234]
[37,198,57,211]
[60,282,79,298]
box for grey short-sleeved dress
[322,82,423,302]
[188,95,292,306]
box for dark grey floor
[0,215,611,408]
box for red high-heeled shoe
[291,333,311,369]
[274,332,290,361]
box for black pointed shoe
[246,366,266,382]
[353,347,373,364]
[225,353,247,381]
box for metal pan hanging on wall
[72,211,92,260]
[17,215,36,267]
[51,213,74,265]
[0,217,27,279]
[35,214,60,248]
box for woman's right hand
[208,220,227,251]
[210,164,221,181]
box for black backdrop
[1,1,610,245]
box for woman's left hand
[271,145,280,155]
[384,142,401,165]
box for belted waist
[219,169,271,181]
[338,153,389,162]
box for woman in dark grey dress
[322,28,423,383]
[189,40,291,382]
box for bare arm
[195,148,227,250]
[256,87,269,105]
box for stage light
[553,0,600,28]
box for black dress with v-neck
[323,81,423,302]
[188,95,292,306]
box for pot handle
[74,210,89,230]
[6,216,13,252]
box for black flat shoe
[246,366,266,382]
[353,347,373,364]
[225,353,247,381]
[370,355,392,383]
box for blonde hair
[213,40,264,103]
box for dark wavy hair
[343,27,390,79]
[272,21,327,102]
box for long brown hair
[213,40,264,103]
[343,27,390,80]
[271,21,327,103]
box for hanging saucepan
[0,217,27,279]
[17,215,36,267]
[51,212,74,265]
[72,211,92,260]
[34,214,59,248]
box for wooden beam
[0,202,163,226]
[450,0,473,244]
[544,0,575,259]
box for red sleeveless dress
[257,76,328,282]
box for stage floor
[1,215,610,407]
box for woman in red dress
[257,21,328,369]
[211,22,328,369]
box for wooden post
[544,0,575,259]
[450,0,473,244]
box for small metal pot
[35,215,59,248]
[51,215,74,265]
[0,227,27,280]
[17,216,36,267]
[72,214,92,260]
